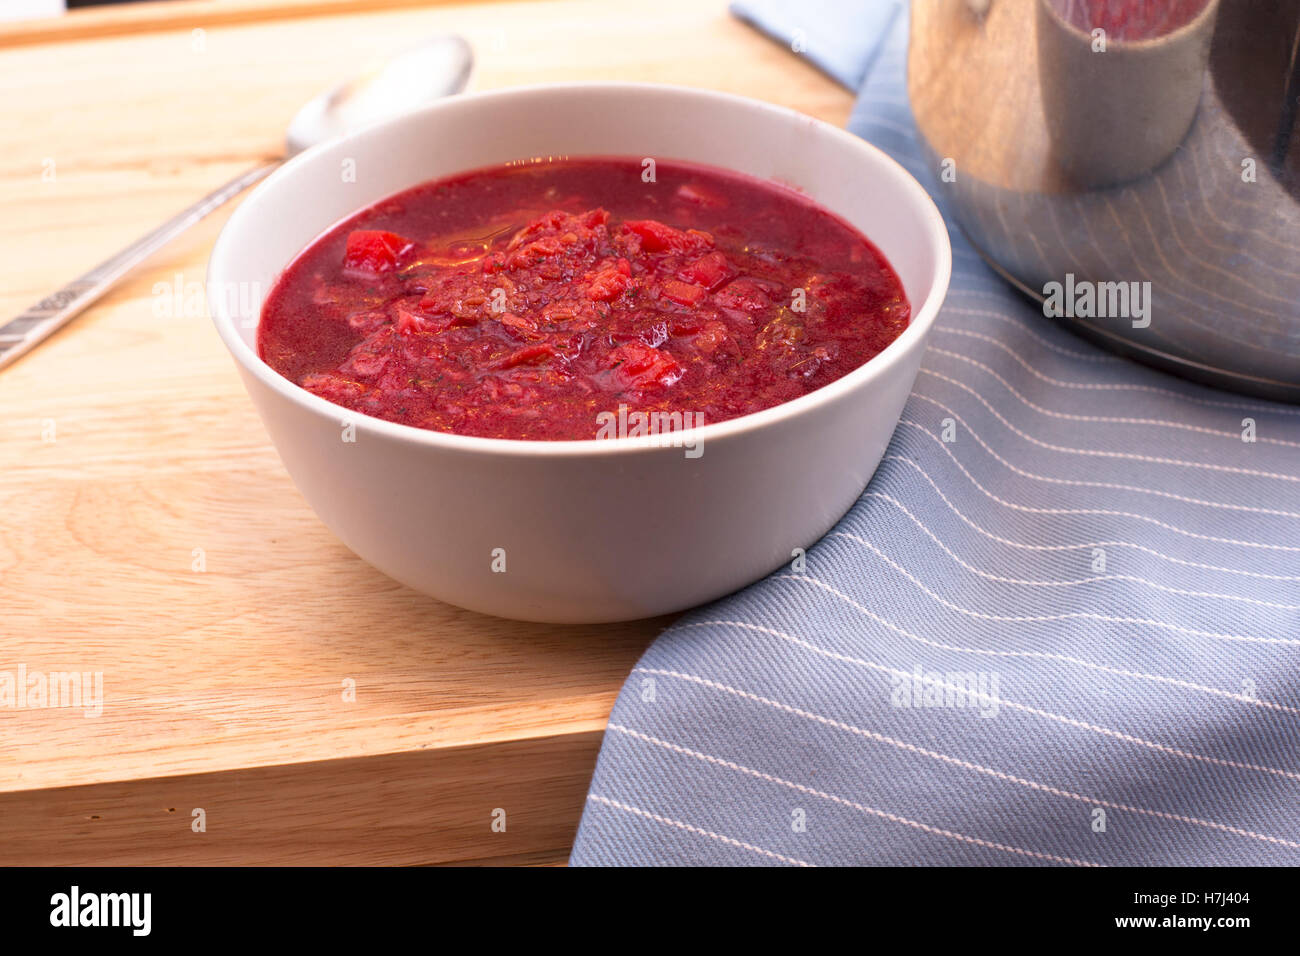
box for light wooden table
[0,0,851,865]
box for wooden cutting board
[0,0,851,865]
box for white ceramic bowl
[208,83,952,623]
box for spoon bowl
[286,35,474,155]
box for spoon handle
[0,160,279,372]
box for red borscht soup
[258,158,910,440]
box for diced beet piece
[661,278,706,307]
[343,230,414,274]
[677,251,734,291]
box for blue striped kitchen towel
[570,0,1300,865]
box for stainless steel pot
[908,0,1300,401]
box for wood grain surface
[0,0,850,865]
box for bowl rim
[208,81,952,458]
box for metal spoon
[0,34,473,371]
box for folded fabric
[570,1,1300,865]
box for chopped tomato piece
[693,320,731,354]
[493,343,561,370]
[684,229,715,250]
[397,303,476,335]
[343,230,414,274]
[623,219,683,252]
[661,278,706,306]
[499,312,542,339]
[677,251,734,290]
[607,341,684,391]
[586,267,633,301]
[508,236,564,267]
[395,305,426,334]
